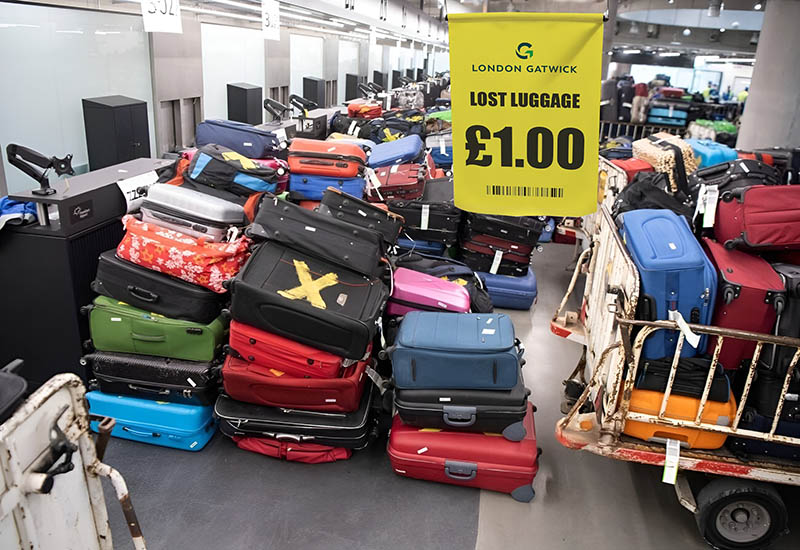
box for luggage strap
[647,136,690,196]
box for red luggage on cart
[347,100,383,119]
[221,355,368,413]
[610,158,654,184]
[231,436,352,463]
[460,240,531,266]
[287,138,366,178]
[715,185,800,250]
[660,87,685,98]
[367,163,426,202]
[702,238,786,370]
[228,320,348,378]
[387,402,539,502]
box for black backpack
[612,172,695,226]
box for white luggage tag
[702,185,719,229]
[662,439,680,485]
[390,164,400,174]
[490,250,504,275]
[274,128,288,148]
[365,168,384,201]
[668,310,701,349]
[420,204,430,230]
[668,105,674,117]
[693,184,708,218]
[226,226,240,242]
[348,120,358,135]
[365,364,389,395]
[439,137,447,156]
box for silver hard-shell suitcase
[140,183,246,242]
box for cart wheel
[695,479,787,550]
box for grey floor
[103,244,800,550]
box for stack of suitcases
[646,87,690,127]
[286,138,368,206]
[387,312,539,501]
[458,213,544,310]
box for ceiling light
[732,21,740,27]
[280,5,313,15]
[280,13,345,27]
[56,30,83,34]
[753,3,762,10]
[659,51,681,57]
[682,28,692,36]
[623,49,641,54]
[181,6,260,22]
[207,0,260,12]
[330,18,356,26]
[719,27,726,32]
[668,0,674,3]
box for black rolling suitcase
[458,248,529,277]
[249,196,386,278]
[687,158,781,203]
[753,147,800,185]
[764,264,800,375]
[83,351,219,406]
[318,187,405,246]
[228,241,388,360]
[0,360,27,424]
[635,357,730,402]
[394,370,529,440]
[215,383,375,449]
[92,250,225,324]
[617,79,634,122]
[388,177,462,244]
[465,213,544,247]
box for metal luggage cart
[552,205,800,550]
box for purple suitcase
[387,267,470,316]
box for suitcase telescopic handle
[122,426,161,438]
[444,460,478,481]
[442,406,477,427]
[131,332,166,342]
[127,285,159,303]
[127,384,170,396]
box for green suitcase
[86,296,227,361]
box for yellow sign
[449,13,603,216]
[277,260,339,309]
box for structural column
[737,0,800,149]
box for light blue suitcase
[86,391,216,451]
[685,139,738,169]
[646,115,686,126]
[390,311,522,390]
[619,209,717,359]
[368,135,424,168]
[478,268,538,310]
[288,174,366,200]
[648,107,688,120]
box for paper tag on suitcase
[439,138,447,156]
[274,128,287,145]
[662,439,680,485]
[702,185,719,229]
[490,250,504,274]
[420,204,430,230]
[667,310,701,349]
[348,121,358,135]
[390,164,400,174]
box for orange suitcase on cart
[623,389,737,449]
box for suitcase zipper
[141,201,237,228]
[93,372,209,391]
[288,151,366,165]
[389,297,454,312]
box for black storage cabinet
[82,95,150,170]
[373,71,387,89]
[227,82,262,125]
[302,77,326,106]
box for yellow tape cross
[221,151,257,170]
[277,260,339,309]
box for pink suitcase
[387,267,471,316]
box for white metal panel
[200,23,266,123]
[289,33,324,98]
[338,39,360,104]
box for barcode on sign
[485,185,564,198]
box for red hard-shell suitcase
[368,163,426,202]
[347,100,383,119]
[660,87,684,98]
[287,138,366,178]
[715,185,800,251]
[221,355,368,412]
[610,158,654,184]
[231,436,352,463]
[228,320,346,378]
[387,402,539,502]
[702,238,786,370]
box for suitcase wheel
[510,484,535,503]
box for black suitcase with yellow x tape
[228,241,388,359]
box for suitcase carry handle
[442,406,477,427]
[127,285,159,303]
[2,359,24,374]
[127,384,170,396]
[122,426,161,438]
[131,332,167,343]
[444,460,477,481]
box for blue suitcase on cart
[685,139,738,169]
[390,311,521,390]
[426,133,453,167]
[396,237,446,256]
[648,107,688,121]
[196,119,281,159]
[478,268,538,310]
[537,218,556,243]
[368,135,425,168]
[619,209,717,359]
[728,408,800,460]
[86,391,216,451]
[288,174,366,200]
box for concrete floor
[103,243,800,550]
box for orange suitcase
[287,138,367,178]
[623,389,737,449]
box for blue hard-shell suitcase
[196,119,280,159]
[390,311,521,390]
[646,116,686,127]
[648,107,688,120]
[86,391,216,451]
[620,209,717,359]
[396,237,446,256]
[289,174,366,201]
[537,218,556,243]
[728,408,800,460]
[685,139,738,169]
[478,268,538,310]
[368,135,424,168]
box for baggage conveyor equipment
[551,205,800,550]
